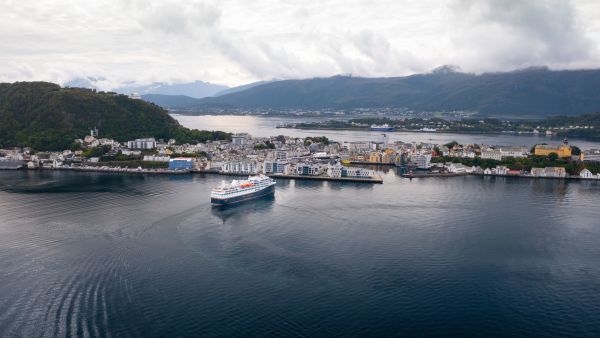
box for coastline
[11,166,599,183]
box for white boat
[211,175,276,205]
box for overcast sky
[1,0,600,89]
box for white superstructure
[210,174,276,202]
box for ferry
[370,123,395,131]
[211,175,276,205]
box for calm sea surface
[174,114,600,149]
[1,169,600,336]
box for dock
[267,174,383,184]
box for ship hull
[211,185,275,205]
[370,127,395,131]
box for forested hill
[0,82,229,150]
[194,68,600,116]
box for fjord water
[1,169,600,336]
[174,114,600,149]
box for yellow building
[534,144,571,158]
[369,152,383,163]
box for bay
[1,169,600,336]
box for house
[579,169,594,179]
[531,167,567,177]
[495,166,508,175]
[446,163,469,173]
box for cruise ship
[211,175,276,205]
[370,123,395,131]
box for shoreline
[276,125,600,141]
[6,166,599,182]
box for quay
[192,170,383,183]
[267,174,383,184]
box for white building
[143,155,170,162]
[411,154,432,169]
[127,138,156,150]
[121,149,142,156]
[263,161,290,174]
[295,163,323,176]
[221,161,259,174]
[583,149,600,163]
[481,151,502,161]
[531,167,567,178]
[327,164,373,178]
[231,133,251,146]
[499,146,529,158]
[446,163,469,173]
[579,168,594,179]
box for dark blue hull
[370,127,395,131]
[211,185,275,205]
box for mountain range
[191,67,600,117]
[65,77,273,100]
[64,67,600,117]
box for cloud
[448,0,597,70]
[0,0,598,88]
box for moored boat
[370,123,395,131]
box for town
[1,128,600,182]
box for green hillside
[0,82,229,150]
[192,67,600,116]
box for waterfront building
[446,163,469,173]
[263,161,289,174]
[222,161,259,174]
[168,158,194,170]
[531,167,567,177]
[127,138,157,150]
[495,165,508,175]
[411,154,432,169]
[295,163,323,176]
[534,144,571,158]
[369,152,383,163]
[580,169,594,179]
[327,164,373,178]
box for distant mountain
[193,68,600,117]
[114,80,228,99]
[214,80,276,96]
[142,94,202,109]
[65,78,229,99]
[0,82,229,150]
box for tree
[547,152,559,161]
[444,141,459,148]
[571,146,581,156]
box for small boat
[370,124,395,131]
